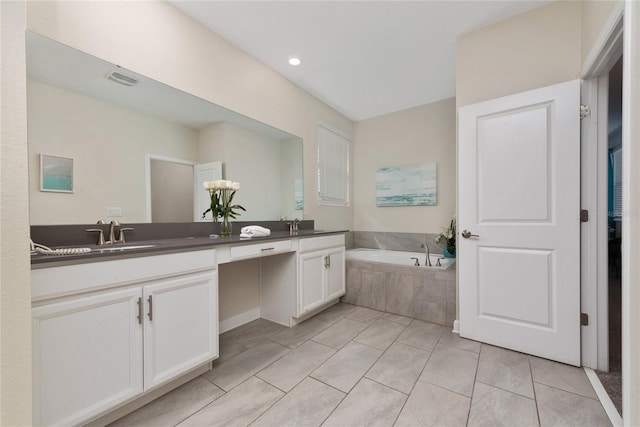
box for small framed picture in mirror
[40,154,73,193]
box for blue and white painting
[376,163,437,207]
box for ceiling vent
[106,71,139,87]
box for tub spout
[421,239,432,267]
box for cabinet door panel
[32,288,143,426]
[298,251,326,315]
[143,270,218,390]
[326,247,346,301]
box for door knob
[461,230,479,239]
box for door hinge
[580,209,589,222]
[580,105,591,119]
[581,313,589,326]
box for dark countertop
[31,229,348,269]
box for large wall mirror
[26,32,304,225]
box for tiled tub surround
[344,258,456,327]
[345,231,455,327]
[346,248,455,269]
[350,231,447,253]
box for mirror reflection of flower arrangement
[202,180,246,237]
[435,215,456,257]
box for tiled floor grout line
[315,379,349,426]
[390,333,436,426]
[463,342,482,426]
[529,356,543,427]
[247,311,380,426]
[532,379,607,401]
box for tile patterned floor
[110,303,612,427]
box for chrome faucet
[421,238,432,267]
[86,220,134,245]
[108,220,120,244]
[288,218,301,235]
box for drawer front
[298,234,345,253]
[32,249,216,301]
[229,240,292,261]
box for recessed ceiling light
[288,56,301,66]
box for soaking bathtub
[345,248,455,270]
[344,248,456,326]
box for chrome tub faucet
[421,237,432,267]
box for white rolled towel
[240,225,271,238]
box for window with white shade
[317,124,350,205]
[611,146,622,218]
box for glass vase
[443,246,456,258]
[221,214,232,237]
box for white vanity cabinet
[31,250,218,426]
[297,235,346,316]
[32,287,143,427]
[143,271,218,390]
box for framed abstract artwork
[40,154,74,193]
[376,162,437,207]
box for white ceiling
[169,0,550,121]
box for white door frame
[579,4,623,371]
[580,2,640,424]
[621,2,640,423]
[144,154,197,222]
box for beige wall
[198,122,302,221]
[456,1,582,108]
[353,98,456,233]
[28,80,199,224]
[218,260,261,321]
[581,0,621,64]
[220,123,284,221]
[198,123,228,167]
[0,1,32,425]
[26,0,353,231]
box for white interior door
[458,80,581,366]
[194,161,222,221]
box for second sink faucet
[108,220,120,244]
[287,218,301,235]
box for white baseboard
[584,367,622,427]
[452,319,460,334]
[219,307,261,333]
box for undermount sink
[97,244,156,252]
